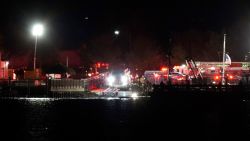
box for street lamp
[31,23,44,71]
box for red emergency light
[97,62,101,68]
[214,75,220,80]
[228,75,233,79]
[161,67,168,72]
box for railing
[0,77,105,97]
[0,79,48,97]
[50,79,85,92]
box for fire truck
[105,68,132,90]
[173,59,250,85]
[144,70,168,85]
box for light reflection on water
[9,96,150,101]
[0,95,247,140]
[20,97,54,101]
[12,96,148,140]
[21,98,56,103]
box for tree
[126,34,164,70]
[171,30,223,64]
[85,31,164,70]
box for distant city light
[114,30,120,35]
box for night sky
[0,0,250,67]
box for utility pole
[33,35,38,71]
[167,38,172,85]
[222,34,226,85]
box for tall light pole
[32,23,44,71]
[222,34,226,85]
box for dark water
[0,95,248,141]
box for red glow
[214,75,220,80]
[177,78,184,81]
[229,75,233,79]
[163,74,168,79]
[161,67,168,72]
[96,62,109,68]
[97,62,101,68]
[173,66,180,69]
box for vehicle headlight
[121,75,128,86]
[131,93,138,98]
[107,75,115,86]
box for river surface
[0,95,249,141]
